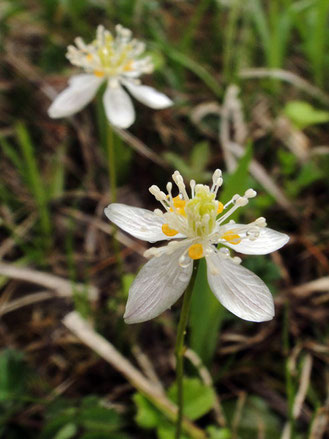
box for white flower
[48,24,173,128]
[105,170,289,324]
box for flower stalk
[175,259,200,439]
[106,123,117,203]
[105,123,124,278]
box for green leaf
[80,406,123,432]
[164,142,211,183]
[220,142,253,205]
[157,422,190,439]
[81,433,129,439]
[284,161,323,198]
[122,273,136,299]
[168,378,215,420]
[42,396,126,439]
[189,258,226,365]
[189,144,253,364]
[133,393,162,429]
[53,423,77,439]
[284,100,329,129]
[207,426,232,439]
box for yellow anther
[222,230,241,245]
[188,244,204,260]
[162,224,178,237]
[123,61,134,71]
[173,196,186,209]
[86,54,93,61]
[94,70,105,77]
[217,202,224,214]
[170,196,186,216]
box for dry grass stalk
[60,207,146,256]
[132,344,164,392]
[0,290,54,316]
[310,378,329,439]
[185,348,226,427]
[291,277,329,297]
[63,311,206,439]
[114,127,169,169]
[0,213,37,259]
[0,263,99,300]
[219,86,240,172]
[281,353,313,439]
[239,68,329,106]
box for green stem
[175,260,200,439]
[105,124,123,279]
[106,124,117,203]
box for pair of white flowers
[48,24,289,324]
[105,170,289,324]
[48,24,173,128]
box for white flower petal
[48,74,103,118]
[123,81,173,109]
[221,224,289,255]
[104,203,185,243]
[103,84,135,128]
[124,247,193,324]
[206,253,274,322]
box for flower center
[185,185,219,237]
[94,33,134,75]
[66,25,154,79]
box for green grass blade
[164,46,222,98]
[179,0,213,53]
[220,142,253,205]
[308,0,329,86]
[15,122,52,247]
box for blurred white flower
[48,24,173,128]
[105,170,289,324]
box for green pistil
[185,186,217,236]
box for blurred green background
[0,0,329,438]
